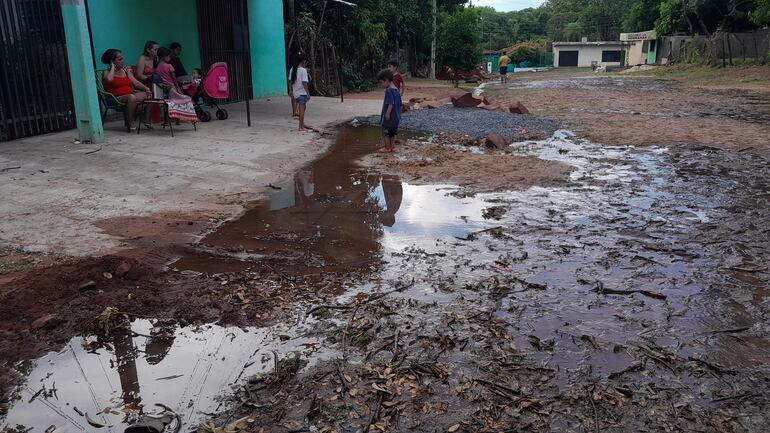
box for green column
[248,0,287,98]
[61,0,104,143]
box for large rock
[451,93,482,108]
[509,101,530,115]
[484,133,508,150]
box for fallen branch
[84,146,102,155]
[0,166,21,172]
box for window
[601,50,622,63]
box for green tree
[624,0,661,31]
[752,0,770,24]
[437,7,481,84]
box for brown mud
[2,96,770,432]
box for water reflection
[4,319,332,431]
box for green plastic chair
[95,69,129,129]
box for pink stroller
[192,62,230,122]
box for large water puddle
[4,123,770,431]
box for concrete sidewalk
[0,96,380,256]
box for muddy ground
[2,68,770,433]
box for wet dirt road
[2,118,770,432]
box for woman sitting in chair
[134,40,159,84]
[101,48,150,131]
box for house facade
[553,40,627,68]
[1,0,286,144]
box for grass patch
[0,262,35,275]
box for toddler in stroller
[187,62,230,122]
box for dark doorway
[601,50,622,63]
[0,0,75,142]
[196,0,252,103]
[558,50,579,67]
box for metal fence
[659,30,770,65]
[196,0,253,103]
[0,0,75,142]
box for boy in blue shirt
[377,69,402,153]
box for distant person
[387,59,405,97]
[287,49,304,117]
[169,42,190,83]
[499,51,511,84]
[100,48,150,132]
[377,69,402,153]
[183,68,202,97]
[135,40,159,84]
[156,47,181,95]
[289,53,314,131]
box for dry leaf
[448,424,461,432]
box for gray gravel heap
[357,106,559,142]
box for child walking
[289,54,314,131]
[377,69,402,153]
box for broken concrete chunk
[485,133,508,150]
[31,314,60,330]
[509,101,530,114]
[451,93,482,108]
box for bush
[342,62,376,93]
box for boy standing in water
[387,60,405,96]
[377,69,402,153]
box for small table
[137,99,174,137]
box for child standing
[387,60,405,96]
[289,54,314,131]
[377,69,402,153]
[156,47,181,95]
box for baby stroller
[191,62,230,122]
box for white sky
[472,0,546,11]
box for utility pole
[430,0,437,79]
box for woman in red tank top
[101,49,150,131]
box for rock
[485,133,508,150]
[115,262,132,278]
[401,103,412,113]
[451,93,482,108]
[31,314,61,330]
[479,103,504,112]
[78,280,97,291]
[509,101,530,115]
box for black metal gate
[196,0,252,103]
[0,0,75,142]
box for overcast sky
[472,0,546,12]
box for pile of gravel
[357,107,559,142]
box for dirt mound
[361,140,573,192]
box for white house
[553,39,627,68]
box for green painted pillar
[248,0,287,98]
[61,0,104,143]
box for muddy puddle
[3,318,336,432]
[506,76,669,91]
[4,124,770,431]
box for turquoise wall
[248,0,287,97]
[87,0,201,73]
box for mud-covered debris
[30,314,60,330]
[450,93,482,108]
[509,101,530,114]
[484,133,507,150]
[114,262,132,279]
[78,280,96,291]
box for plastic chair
[95,69,129,130]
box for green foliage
[655,0,683,35]
[342,62,375,92]
[437,8,482,72]
[751,0,770,25]
[510,46,539,64]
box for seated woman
[101,48,149,131]
[134,40,159,84]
